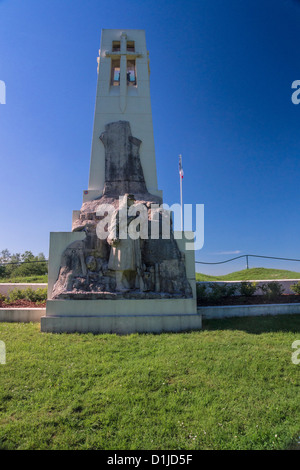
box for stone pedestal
[41,301,201,334]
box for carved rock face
[100,121,148,196]
[52,214,192,299]
[52,121,192,300]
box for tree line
[0,249,48,278]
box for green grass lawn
[196,267,300,281]
[0,315,299,450]
[0,275,48,284]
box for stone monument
[41,29,201,334]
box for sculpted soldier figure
[107,194,144,292]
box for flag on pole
[179,154,183,231]
[179,154,184,179]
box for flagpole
[179,154,183,231]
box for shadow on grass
[202,314,300,335]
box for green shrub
[7,289,25,302]
[8,287,47,303]
[30,288,48,302]
[239,281,257,297]
[196,283,207,301]
[208,282,238,301]
[290,281,300,295]
[259,282,284,300]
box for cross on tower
[104,32,143,112]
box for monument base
[41,298,200,334]
[41,313,202,334]
[44,230,199,334]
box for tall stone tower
[41,29,200,334]
[85,29,162,203]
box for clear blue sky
[0,0,300,275]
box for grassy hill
[1,268,300,284]
[0,275,48,283]
[196,267,300,281]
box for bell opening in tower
[112,41,120,52]
[127,41,135,52]
[111,59,120,86]
[127,59,136,86]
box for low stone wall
[0,283,47,296]
[1,304,299,325]
[197,279,300,295]
[0,308,46,323]
[198,303,300,320]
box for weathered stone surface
[100,121,148,196]
[52,121,192,300]
[52,207,192,299]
